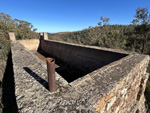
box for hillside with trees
[49,8,150,55]
[49,7,150,107]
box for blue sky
[0,0,150,33]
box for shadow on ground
[144,64,150,113]
[145,79,150,113]
[23,67,48,90]
[2,52,18,113]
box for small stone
[106,96,116,111]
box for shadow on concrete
[36,51,87,83]
[144,77,150,113]
[23,67,48,90]
[35,39,127,83]
[144,63,150,113]
[37,39,43,52]
[2,51,18,113]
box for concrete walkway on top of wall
[11,40,149,113]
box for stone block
[106,96,116,111]
[94,95,105,112]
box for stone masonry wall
[11,40,150,113]
[70,52,149,113]
[93,58,149,113]
[41,40,127,73]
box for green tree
[14,19,38,40]
[0,13,15,35]
[0,12,39,40]
[132,7,150,53]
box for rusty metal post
[46,58,56,92]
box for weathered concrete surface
[11,42,86,112]
[9,32,16,41]
[71,54,149,113]
[39,32,48,40]
[11,41,149,113]
[18,39,39,51]
[41,40,127,73]
[43,32,48,40]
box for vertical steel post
[46,58,56,92]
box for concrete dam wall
[18,39,40,51]
[40,40,127,74]
[10,33,150,113]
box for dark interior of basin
[31,40,128,83]
[33,51,87,82]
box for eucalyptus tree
[132,7,150,53]
[0,12,38,40]
[0,13,16,34]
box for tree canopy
[0,12,39,40]
[49,7,150,55]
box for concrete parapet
[42,40,128,74]
[39,32,48,40]
[9,32,16,41]
[11,40,150,112]
[43,32,48,40]
[18,39,39,51]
